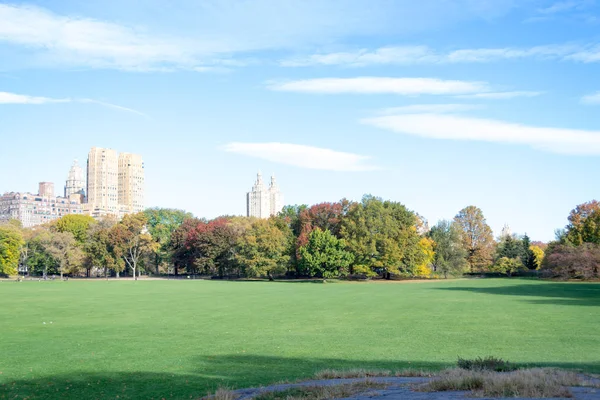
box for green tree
[521,234,536,269]
[428,220,468,279]
[43,231,84,278]
[235,218,290,280]
[0,226,24,276]
[496,234,525,261]
[144,208,193,275]
[454,206,495,272]
[298,228,354,278]
[52,214,96,244]
[340,195,424,278]
[564,201,600,246]
[84,217,120,278]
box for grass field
[1,278,599,399]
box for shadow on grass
[2,354,599,400]
[434,281,600,307]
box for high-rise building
[86,147,119,217]
[246,172,283,218]
[118,152,145,214]
[64,159,86,200]
[269,175,283,217]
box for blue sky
[1,0,600,241]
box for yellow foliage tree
[530,245,545,270]
[415,237,435,278]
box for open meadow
[1,278,598,399]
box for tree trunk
[60,265,63,279]
[133,261,137,281]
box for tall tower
[247,172,270,218]
[269,175,283,216]
[64,159,85,198]
[118,152,145,214]
[87,147,119,215]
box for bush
[457,356,516,372]
[542,243,600,280]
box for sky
[1,0,600,241]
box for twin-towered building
[0,147,144,227]
[246,172,283,218]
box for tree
[298,228,354,278]
[182,218,238,277]
[84,217,120,278]
[530,244,544,270]
[52,214,96,244]
[0,226,24,276]
[564,201,600,246]
[495,235,525,261]
[543,243,600,280]
[110,213,157,280]
[235,218,290,280]
[454,206,495,272]
[521,234,536,270]
[340,195,424,278]
[414,237,435,278]
[492,257,524,277]
[144,208,193,274]
[43,231,84,278]
[428,220,468,279]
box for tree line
[0,195,597,280]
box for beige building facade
[86,147,119,217]
[246,172,283,219]
[118,153,145,214]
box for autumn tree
[340,195,424,278]
[84,217,120,278]
[454,206,495,272]
[182,218,238,277]
[428,220,467,279]
[542,243,600,279]
[110,213,157,280]
[414,237,435,278]
[564,200,600,246]
[0,225,24,276]
[298,228,354,278]
[492,257,524,277]
[530,244,545,270]
[235,218,290,280]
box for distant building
[246,172,283,218]
[0,183,83,228]
[118,153,145,214]
[86,147,119,217]
[64,159,86,201]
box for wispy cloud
[268,77,489,96]
[0,92,69,104]
[582,91,600,104]
[456,91,543,99]
[223,142,379,171]
[0,91,146,116]
[280,43,600,67]
[538,0,592,14]
[377,104,483,114]
[362,113,600,155]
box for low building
[0,182,84,228]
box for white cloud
[456,91,543,99]
[378,104,483,114]
[0,91,146,116]
[361,113,600,155]
[538,1,591,14]
[0,91,69,104]
[223,142,378,171]
[280,43,599,67]
[582,91,600,104]
[268,77,489,95]
[0,2,523,71]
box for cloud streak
[362,113,600,155]
[223,142,379,171]
[0,91,146,116]
[268,77,489,96]
[281,43,600,67]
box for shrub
[457,356,516,372]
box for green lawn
[1,278,598,399]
